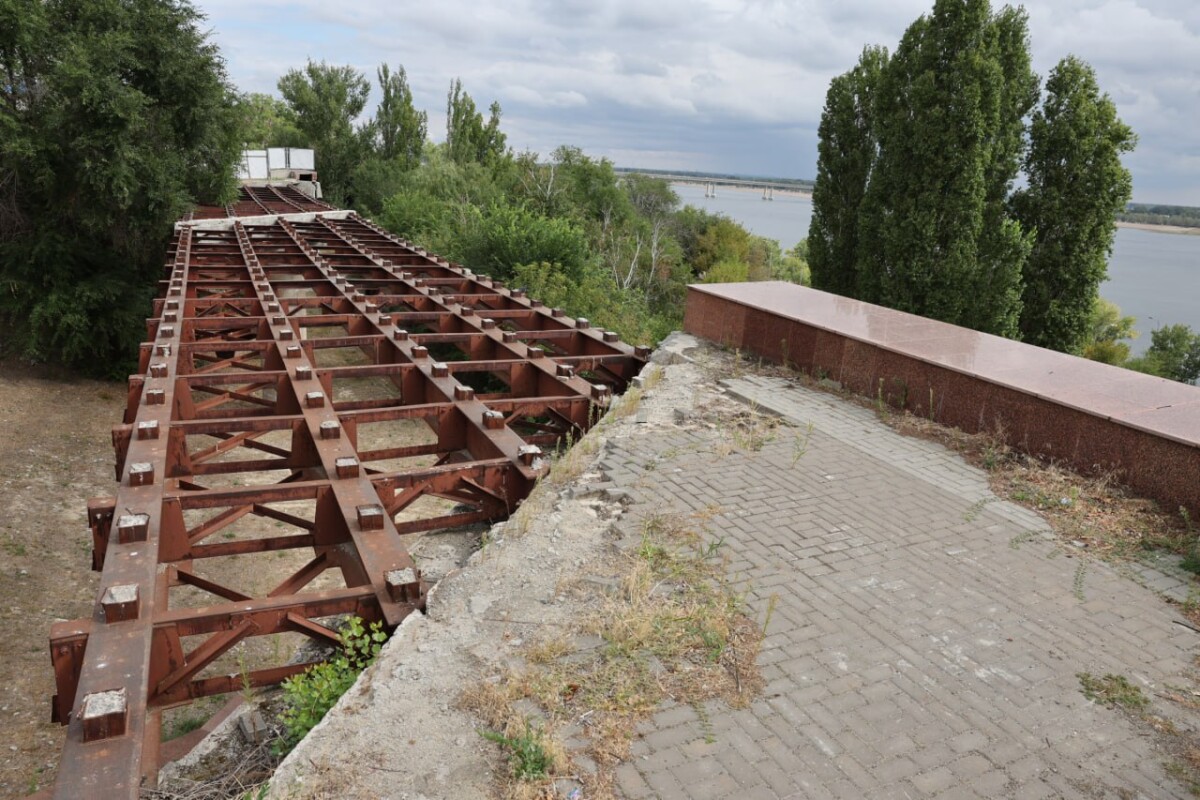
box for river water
[673,182,1200,354]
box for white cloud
[504,86,589,109]
[196,0,1200,202]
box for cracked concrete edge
[258,334,703,799]
[649,331,704,366]
[268,610,428,785]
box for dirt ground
[0,361,122,798]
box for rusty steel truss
[48,188,646,797]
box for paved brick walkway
[599,373,1197,799]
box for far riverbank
[676,185,1195,238]
[1116,221,1200,236]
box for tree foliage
[459,203,589,282]
[237,92,305,148]
[278,60,371,204]
[373,64,426,170]
[856,0,1037,336]
[0,0,241,372]
[1127,324,1200,384]
[808,46,886,297]
[810,0,1136,355]
[1012,56,1136,352]
[1117,204,1200,229]
[446,79,507,166]
[1079,298,1137,365]
[513,261,670,347]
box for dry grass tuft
[640,365,664,390]
[505,494,546,540]
[461,510,763,800]
[882,411,1197,566]
[607,386,643,421]
[458,680,570,800]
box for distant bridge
[614,169,813,195]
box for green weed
[480,722,552,781]
[163,713,206,741]
[274,617,388,754]
[1078,672,1149,711]
[791,422,814,468]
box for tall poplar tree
[969,6,1040,336]
[807,46,887,298]
[375,63,427,170]
[854,0,1037,336]
[445,79,507,166]
[1012,56,1136,352]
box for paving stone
[598,374,1194,799]
[910,766,956,794]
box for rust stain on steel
[49,190,645,797]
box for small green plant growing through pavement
[791,422,814,468]
[1078,672,1149,711]
[237,652,257,705]
[1179,506,1200,575]
[275,616,388,754]
[761,593,780,634]
[479,721,552,780]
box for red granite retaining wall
[684,282,1200,518]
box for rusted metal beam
[49,195,646,797]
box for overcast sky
[195,0,1200,204]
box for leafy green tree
[512,150,565,216]
[671,206,724,274]
[854,0,1037,336]
[702,259,751,284]
[694,218,753,276]
[512,262,667,346]
[1012,56,1136,351]
[459,204,589,281]
[617,173,679,291]
[378,187,451,243]
[551,147,631,227]
[370,144,508,259]
[1127,324,1200,384]
[348,157,412,217]
[1079,298,1137,365]
[278,60,371,204]
[622,174,677,224]
[774,242,811,286]
[237,92,305,148]
[808,46,887,297]
[374,63,426,170]
[0,0,240,372]
[445,79,507,166]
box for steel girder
[48,197,645,797]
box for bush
[348,156,414,217]
[378,188,452,243]
[702,259,751,284]
[512,261,673,346]
[460,204,589,281]
[275,617,388,753]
